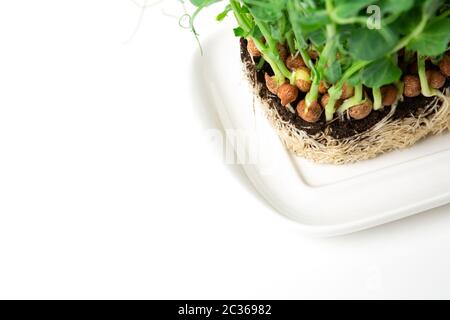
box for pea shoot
[189,0,450,123]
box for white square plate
[191,27,450,236]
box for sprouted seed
[293,67,312,93]
[286,55,306,71]
[318,81,328,95]
[297,99,322,123]
[278,83,299,106]
[321,94,342,110]
[380,85,398,107]
[265,73,279,95]
[426,70,446,89]
[349,100,373,120]
[247,38,261,57]
[340,83,355,100]
[403,75,422,98]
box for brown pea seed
[439,54,450,77]
[426,70,446,89]
[320,94,330,109]
[296,80,311,93]
[247,38,261,57]
[294,67,311,93]
[340,83,355,99]
[277,44,288,62]
[349,100,373,120]
[319,81,328,94]
[297,100,322,123]
[403,75,421,97]
[265,73,279,95]
[277,83,299,106]
[380,85,398,106]
[286,55,306,71]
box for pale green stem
[418,54,438,97]
[337,84,364,114]
[373,87,382,110]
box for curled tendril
[178,13,193,29]
[179,7,204,55]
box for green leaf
[243,0,287,22]
[347,73,361,87]
[323,59,342,84]
[216,4,231,21]
[361,58,402,88]
[407,17,450,56]
[334,0,374,18]
[348,27,399,61]
[378,0,414,14]
[233,27,245,37]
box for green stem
[297,48,320,105]
[306,2,337,107]
[324,60,369,121]
[286,31,295,54]
[418,54,438,97]
[325,95,339,121]
[285,0,317,76]
[253,39,286,84]
[306,82,320,107]
[229,1,287,85]
[337,84,364,114]
[229,0,251,32]
[256,57,266,70]
[254,20,292,80]
[391,2,430,54]
[373,87,382,110]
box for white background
[0,0,449,299]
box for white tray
[192,27,450,236]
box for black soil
[240,38,449,139]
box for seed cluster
[252,43,449,123]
